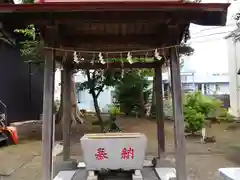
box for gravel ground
[0,118,239,180]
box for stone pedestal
[53,158,78,177]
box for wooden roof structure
[0,1,229,180]
[0,2,229,59]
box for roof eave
[0,2,230,13]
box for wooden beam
[0,2,229,14]
[2,10,195,24]
[42,47,55,180]
[72,61,164,69]
[155,66,165,157]
[43,46,172,59]
[45,34,163,47]
[170,47,187,180]
[62,65,72,161]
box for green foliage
[108,105,120,116]
[183,91,222,117]
[184,107,204,134]
[15,24,44,62]
[216,107,234,122]
[183,91,223,134]
[179,44,194,56]
[76,69,121,97]
[15,24,36,39]
[114,70,151,116]
[22,0,34,3]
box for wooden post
[42,54,55,180]
[62,65,72,161]
[170,47,187,180]
[154,66,165,157]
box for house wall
[0,41,43,122]
[75,73,114,112]
[227,35,240,117]
[196,83,229,95]
[165,82,229,95]
[77,88,113,112]
[212,83,229,95]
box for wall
[77,88,113,112]
[181,72,229,84]
[182,82,229,95]
[0,41,43,122]
[200,83,229,95]
[227,35,240,117]
[74,73,114,112]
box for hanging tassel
[127,52,133,64]
[73,51,79,63]
[154,49,162,61]
[99,52,106,64]
[76,52,84,62]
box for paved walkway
[72,168,158,180]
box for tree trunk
[70,77,84,124]
[62,67,72,161]
[150,71,156,117]
[139,81,145,117]
[55,71,84,124]
[92,92,104,132]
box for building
[180,72,229,95]
[74,72,114,112]
[74,69,230,112]
[0,0,44,122]
[224,1,240,117]
[226,28,240,117]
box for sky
[13,0,22,3]
[182,0,240,74]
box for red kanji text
[95,148,108,160]
[121,147,134,160]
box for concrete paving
[71,168,159,180]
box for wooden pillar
[62,65,72,161]
[42,54,55,180]
[154,66,165,157]
[170,47,187,180]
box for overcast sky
[182,0,239,74]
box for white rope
[44,44,181,54]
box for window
[204,84,210,95]
[181,75,187,82]
[198,84,202,91]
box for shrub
[217,108,234,122]
[184,107,205,134]
[108,105,120,117]
[183,91,223,134]
[114,71,151,116]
